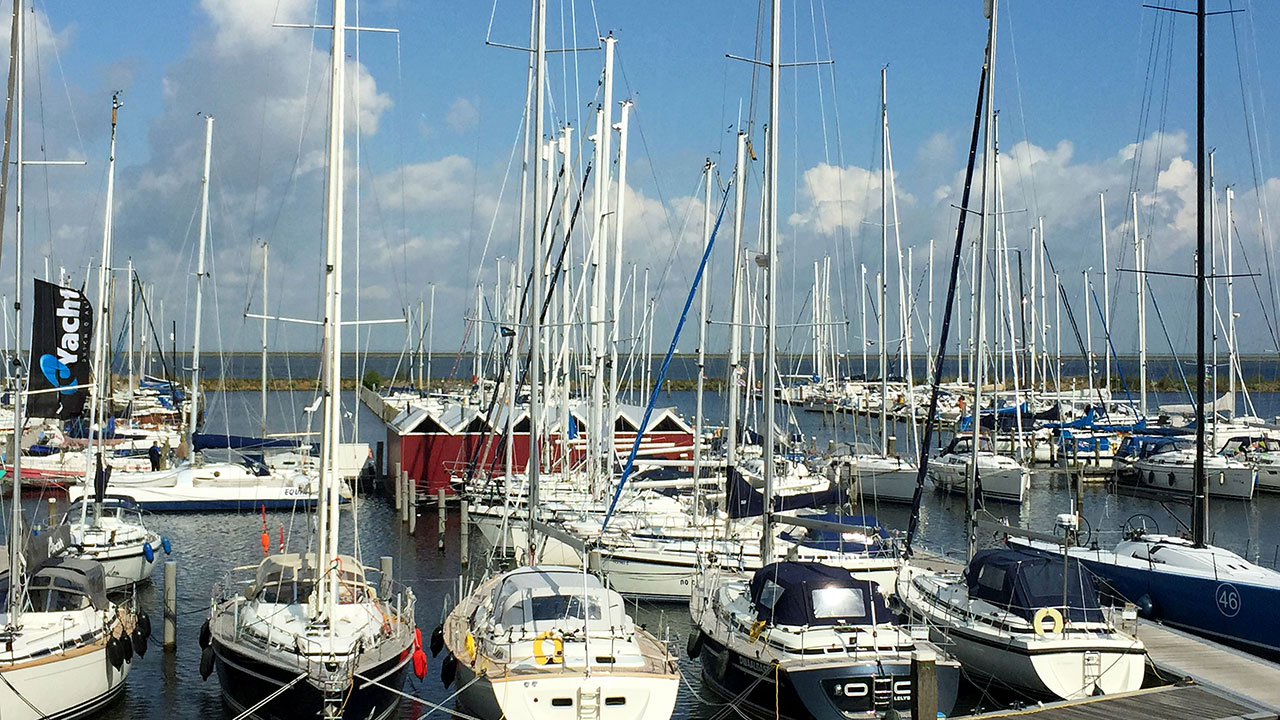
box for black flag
[28,279,92,419]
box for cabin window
[976,565,1006,595]
[756,580,784,611]
[811,587,866,621]
[530,595,603,622]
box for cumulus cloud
[446,97,479,133]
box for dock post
[379,556,393,599]
[911,648,937,720]
[375,441,384,480]
[401,471,410,523]
[394,462,403,511]
[437,489,446,551]
[887,435,896,457]
[163,560,178,651]
[47,497,57,526]
[460,501,470,566]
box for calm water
[38,388,1280,719]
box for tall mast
[725,132,747,482]
[126,259,134,411]
[317,0,346,624]
[878,67,889,454]
[761,0,779,563]
[188,115,213,453]
[1226,186,1236,417]
[86,93,122,526]
[1132,192,1147,418]
[525,0,546,562]
[260,241,269,437]
[7,0,23,623]
[967,0,997,560]
[609,98,631,447]
[694,159,712,514]
[1192,0,1208,547]
[1099,194,1111,394]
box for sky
[7,0,1280,369]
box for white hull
[1132,456,1255,500]
[455,663,678,720]
[0,626,131,720]
[928,455,1027,504]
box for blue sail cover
[192,433,305,452]
[966,548,1104,623]
[724,467,848,519]
[778,513,893,555]
[748,562,892,627]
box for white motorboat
[927,433,1028,504]
[68,461,337,511]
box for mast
[760,0,780,562]
[879,67,889,455]
[188,115,213,454]
[1099,195,1111,394]
[609,99,631,467]
[726,131,747,483]
[7,0,23,623]
[126,258,134,412]
[694,159,712,512]
[260,241,268,437]
[967,0,997,559]
[1192,0,1208,547]
[427,284,435,396]
[1132,192,1147,418]
[86,93,122,526]
[1226,186,1236,417]
[317,0,346,625]
[526,0,546,562]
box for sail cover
[27,279,92,419]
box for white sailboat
[202,2,416,717]
[62,93,164,592]
[895,0,1145,701]
[440,5,679,718]
[0,1,138,713]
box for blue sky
[11,0,1280,364]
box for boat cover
[965,548,1104,623]
[748,562,891,627]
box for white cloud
[446,97,479,133]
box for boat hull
[454,662,678,720]
[0,638,130,720]
[212,637,406,720]
[696,634,959,719]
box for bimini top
[965,548,1103,623]
[748,562,891,628]
[12,556,110,612]
[491,566,629,632]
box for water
[46,389,1280,719]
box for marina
[1,0,1280,719]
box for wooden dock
[1134,617,1280,709]
[958,682,1274,719]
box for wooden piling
[460,501,470,567]
[375,441,384,480]
[401,470,410,523]
[408,481,417,536]
[437,489,446,551]
[394,462,403,511]
[163,560,177,650]
[47,498,57,526]
[379,556,393,599]
[911,648,937,720]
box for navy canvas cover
[748,562,893,627]
[965,548,1104,623]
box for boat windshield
[811,586,867,621]
[530,594,604,622]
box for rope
[229,671,309,720]
[355,673,484,720]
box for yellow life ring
[748,620,767,642]
[1032,607,1064,636]
[532,631,563,665]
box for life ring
[1033,607,1064,636]
[532,631,563,665]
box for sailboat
[895,0,1145,701]
[440,5,679,719]
[60,93,165,592]
[203,2,416,717]
[1009,0,1280,657]
[0,0,139,713]
[67,118,329,514]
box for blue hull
[1076,555,1280,656]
